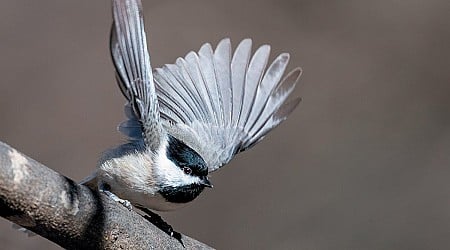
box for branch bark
[0,141,213,249]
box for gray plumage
[111,0,302,173]
[111,0,164,152]
[154,40,301,172]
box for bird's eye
[182,166,192,175]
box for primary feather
[111,0,164,152]
[154,39,302,172]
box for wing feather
[198,43,222,125]
[246,53,290,131]
[247,67,302,140]
[184,52,215,121]
[231,39,252,126]
[111,0,164,151]
[214,39,233,125]
[238,45,271,128]
[154,39,301,172]
[168,63,204,120]
[176,58,209,122]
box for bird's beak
[201,177,213,188]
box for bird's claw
[119,199,132,210]
[99,185,133,211]
[137,206,185,247]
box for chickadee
[83,0,302,243]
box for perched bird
[83,0,302,243]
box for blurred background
[0,0,449,249]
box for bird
[82,0,302,243]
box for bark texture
[0,141,213,250]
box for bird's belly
[97,155,193,211]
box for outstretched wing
[110,0,164,152]
[154,39,302,172]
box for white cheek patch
[154,147,200,187]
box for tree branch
[0,141,213,249]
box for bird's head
[153,135,212,203]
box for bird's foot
[137,206,184,247]
[99,184,133,210]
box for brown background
[0,0,449,249]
